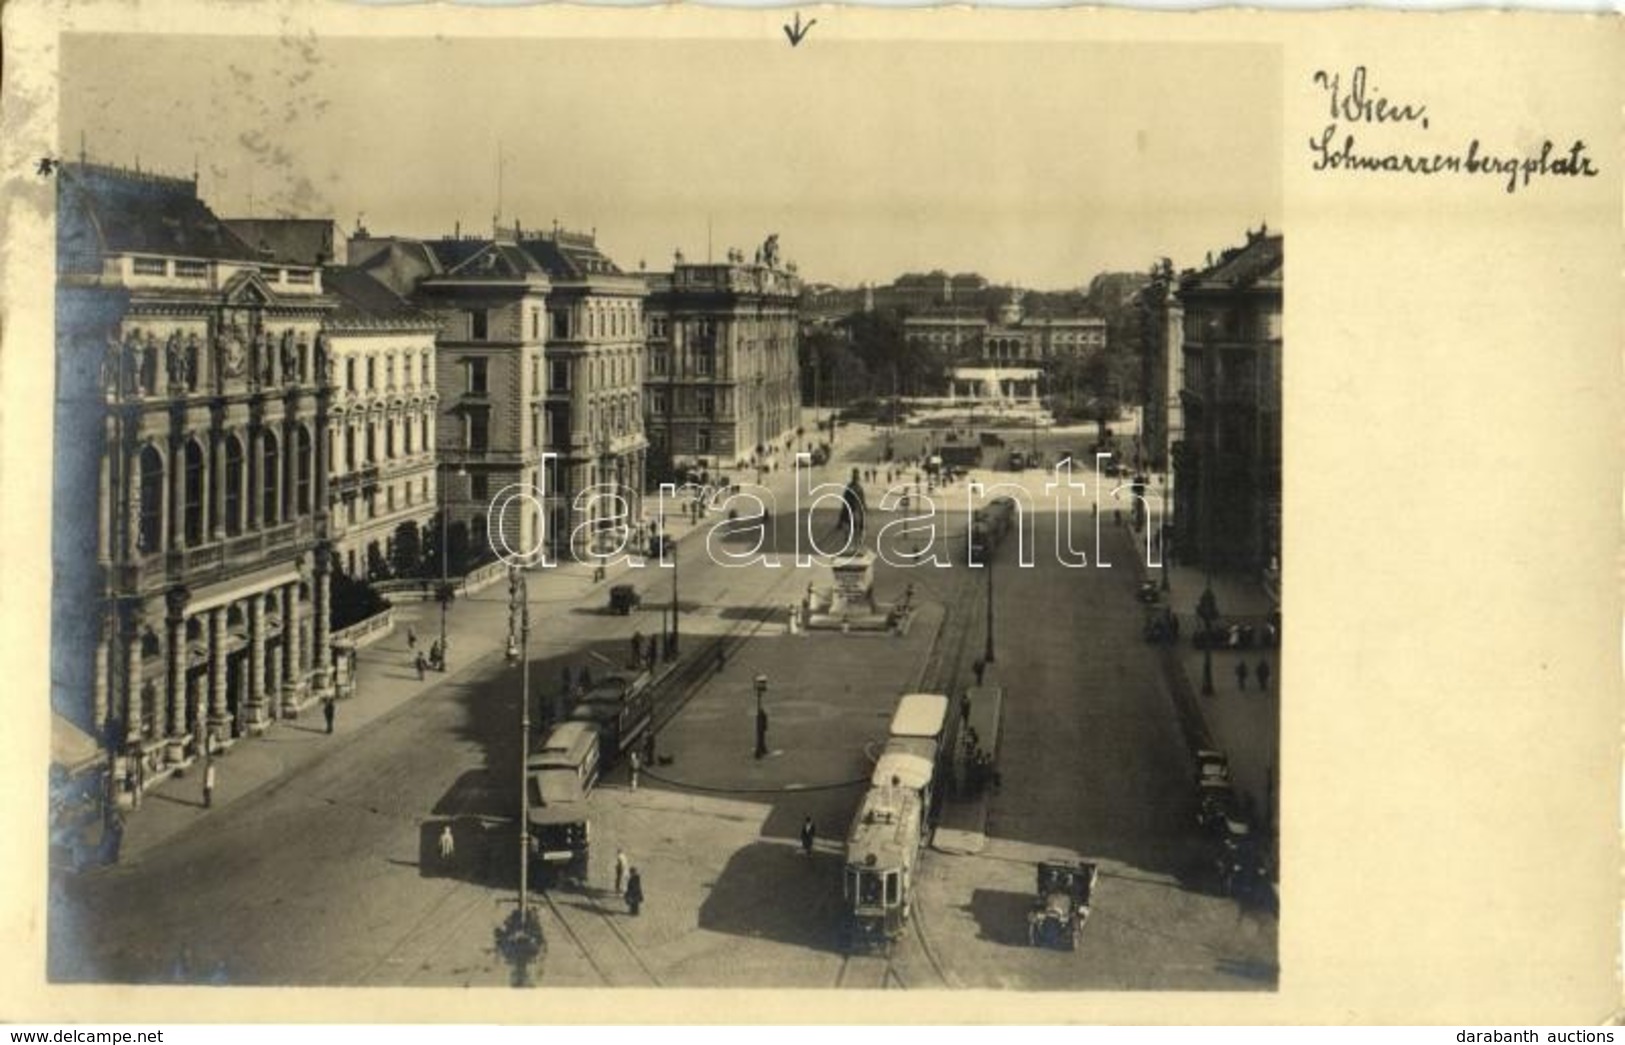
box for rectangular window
[468,411,490,451]
[468,358,489,395]
[174,260,207,279]
[287,269,315,285]
[366,357,376,391]
[651,351,668,376]
[696,350,713,376]
[470,310,489,340]
[345,359,356,393]
[651,390,667,415]
[471,474,490,501]
[551,359,570,392]
[531,309,541,340]
[697,428,711,452]
[133,257,167,276]
[697,389,714,416]
[551,310,570,340]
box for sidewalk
[1125,503,1281,854]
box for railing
[331,607,395,650]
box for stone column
[245,594,268,732]
[171,436,187,549]
[122,611,142,747]
[210,428,226,541]
[280,583,303,716]
[92,618,111,741]
[124,451,142,560]
[247,428,263,531]
[207,606,229,740]
[283,418,297,522]
[165,611,187,763]
[311,568,332,697]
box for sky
[61,34,1280,289]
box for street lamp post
[754,673,768,759]
[1197,583,1218,696]
[495,565,543,986]
[983,548,996,665]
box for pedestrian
[1235,659,1249,691]
[624,868,644,916]
[631,630,644,668]
[755,706,769,759]
[959,692,972,727]
[438,823,456,862]
[800,815,816,857]
[972,658,986,686]
[415,650,427,681]
[429,639,442,671]
[628,749,641,792]
[643,729,657,769]
[407,625,417,650]
[323,695,336,734]
[614,847,629,894]
[202,759,217,809]
[1256,659,1272,692]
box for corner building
[643,241,802,471]
[54,163,337,790]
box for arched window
[224,435,244,536]
[295,426,313,515]
[137,445,164,553]
[184,439,206,545]
[262,430,280,525]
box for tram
[526,720,600,885]
[840,784,925,954]
[568,668,654,760]
[873,693,949,818]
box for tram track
[534,884,663,987]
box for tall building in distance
[54,162,337,786]
[903,293,1107,365]
[1172,225,1283,572]
[643,237,802,473]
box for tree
[390,521,423,578]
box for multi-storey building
[350,229,553,565]
[903,295,1107,365]
[524,229,649,557]
[321,267,441,579]
[54,163,336,799]
[643,238,802,471]
[1172,226,1283,572]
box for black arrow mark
[783,12,816,47]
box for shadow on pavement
[695,840,845,952]
[965,887,1036,947]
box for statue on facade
[165,332,185,390]
[280,330,298,385]
[761,233,780,269]
[315,333,335,386]
[184,334,200,389]
[217,323,246,379]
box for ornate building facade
[642,238,802,471]
[54,163,336,797]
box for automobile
[1136,581,1161,604]
[646,533,675,559]
[608,584,641,615]
[1027,860,1098,950]
[1196,778,1239,832]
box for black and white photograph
[42,30,1281,991]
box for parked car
[608,584,641,615]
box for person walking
[630,630,644,668]
[202,759,217,809]
[415,650,427,681]
[1256,659,1272,692]
[972,658,986,686]
[800,816,817,857]
[624,868,644,916]
[614,848,629,894]
[438,823,456,863]
[323,695,336,734]
[407,625,417,650]
[628,749,641,792]
[1234,659,1249,692]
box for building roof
[1186,227,1283,293]
[223,218,338,266]
[519,232,625,281]
[57,162,260,265]
[323,266,438,330]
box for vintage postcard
[0,0,1618,1026]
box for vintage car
[608,584,641,615]
[1028,860,1099,950]
[1194,749,1231,788]
[1196,777,1240,832]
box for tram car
[969,497,1017,559]
[873,693,949,818]
[568,668,654,761]
[526,721,601,885]
[840,784,926,954]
